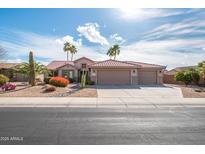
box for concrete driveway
[97,85,183,98]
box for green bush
[190,70,200,85]
[44,77,51,84]
[175,71,192,86]
[0,74,9,86]
[183,71,193,85]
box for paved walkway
[0,97,205,108]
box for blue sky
[0,8,205,69]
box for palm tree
[107,44,120,60]
[63,42,77,61]
[70,45,77,61]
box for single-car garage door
[139,70,157,84]
[97,70,131,85]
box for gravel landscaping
[166,84,205,98]
[181,86,205,98]
[0,82,97,97]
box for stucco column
[58,70,62,77]
[157,70,163,84]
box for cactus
[80,71,87,88]
[29,51,36,86]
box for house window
[62,70,74,79]
[81,63,86,69]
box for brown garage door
[139,70,157,84]
[97,70,131,85]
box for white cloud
[56,35,82,46]
[143,18,205,40]
[119,39,205,69]
[77,23,109,46]
[110,33,125,44]
[119,8,185,21]
[0,29,106,63]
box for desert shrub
[44,77,51,84]
[86,80,95,85]
[183,71,193,86]
[49,76,69,87]
[175,71,192,86]
[43,85,56,92]
[0,74,9,86]
[1,83,16,91]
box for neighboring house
[0,63,28,82]
[47,57,166,85]
[163,66,197,84]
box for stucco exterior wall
[74,58,93,70]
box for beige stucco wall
[57,64,77,79]
[74,58,93,70]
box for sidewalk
[0,97,205,108]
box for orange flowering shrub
[49,76,69,87]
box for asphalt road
[0,107,205,145]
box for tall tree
[107,44,120,60]
[29,51,36,86]
[198,61,205,87]
[63,42,77,61]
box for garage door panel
[139,70,157,84]
[97,70,130,85]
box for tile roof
[0,63,22,69]
[46,57,166,69]
[46,61,75,70]
[127,61,166,68]
[89,59,140,68]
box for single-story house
[47,57,166,85]
[0,63,28,82]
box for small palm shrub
[49,77,69,87]
[1,83,16,91]
[0,74,9,86]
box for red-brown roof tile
[89,59,140,68]
[47,61,75,70]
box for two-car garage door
[97,70,131,85]
[96,69,157,85]
[139,70,157,84]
